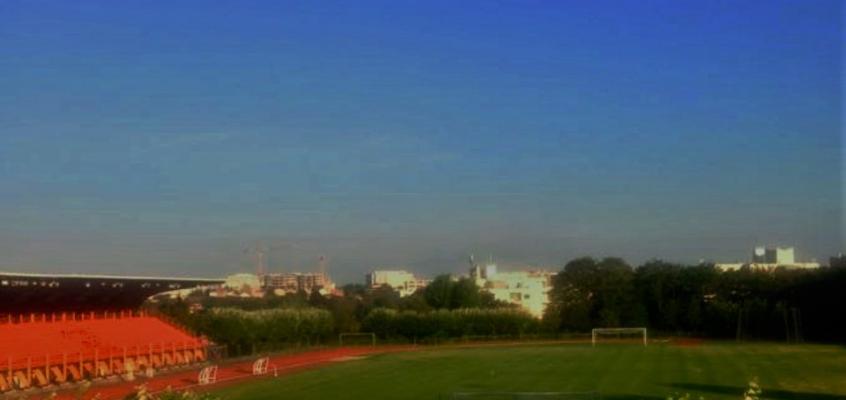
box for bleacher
[0,311,207,391]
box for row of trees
[544,257,846,342]
[362,308,539,342]
[153,256,846,351]
[188,308,334,356]
[153,273,516,354]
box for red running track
[42,346,416,400]
[33,340,585,399]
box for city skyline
[1,1,842,284]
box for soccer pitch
[214,342,846,400]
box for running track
[42,346,416,400]
[35,340,591,400]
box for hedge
[193,308,334,356]
[361,308,539,341]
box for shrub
[193,308,334,355]
[361,308,538,341]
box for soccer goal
[591,327,647,347]
[339,332,376,347]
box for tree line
[150,274,522,352]
[151,256,846,351]
[362,308,539,342]
[188,308,334,356]
[544,257,846,342]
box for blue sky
[0,1,842,282]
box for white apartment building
[366,270,429,297]
[716,246,820,271]
[469,263,554,318]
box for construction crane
[242,241,268,278]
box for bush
[362,308,539,341]
[193,308,334,356]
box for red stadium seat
[50,366,66,383]
[0,315,207,391]
[0,273,221,393]
[97,361,110,377]
[111,358,124,374]
[32,370,48,387]
[67,365,81,382]
[13,371,28,389]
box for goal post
[339,332,376,347]
[591,327,647,347]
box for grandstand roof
[0,271,223,314]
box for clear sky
[0,1,842,283]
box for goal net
[339,332,376,346]
[591,327,647,347]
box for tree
[480,291,513,309]
[341,283,368,299]
[370,284,401,309]
[424,275,454,309]
[545,257,638,331]
[326,296,360,333]
[635,260,686,332]
[400,289,432,312]
[546,257,598,331]
[450,277,482,309]
[593,257,637,327]
[308,287,328,308]
[152,296,190,321]
[281,289,310,308]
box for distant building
[223,273,261,290]
[366,270,429,297]
[212,273,264,297]
[263,272,336,296]
[752,246,795,264]
[469,260,554,318]
[717,246,819,271]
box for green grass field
[214,342,846,400]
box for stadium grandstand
[0,272,223,392]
